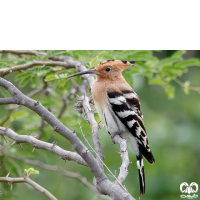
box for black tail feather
[136,155,145,195]
[139,144,155,164]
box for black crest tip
[121,60,127,64]
[129,61,135,65]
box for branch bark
[0,126,87,166]
[0,60,75,77]
[112,135,131,184]
[0,176,57,200]
[0,97,15,104]
[79,95,104,170]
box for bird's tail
[136,155,145,195]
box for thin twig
[0,60,75,77]
[175,79,200,93]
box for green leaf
[183,81,190,95]
[11,111,28,120]
[157,57,180,69]
[90,57,98,68]
[172,50,186,59]
[89,51,108,68]
[24,56,38,62]
[134,61,149,70]
[149,78,163,85]
[15,72,32,81]
[0,62,11,68]
[58,79,68,87]
[40,96,54,106]
[24,168,39,177]
[165,85,175,99]
[31,76,40,87]
[162,65,188,76]
[19,76,31,88]
[45,73,68,82]
[174,59,200,68]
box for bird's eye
[105,68,111,72]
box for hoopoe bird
[67,60,155,195]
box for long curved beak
[67,69,100,78]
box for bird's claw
[111,132,121,143]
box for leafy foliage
[1,50,199,98]
[24,168,39,177]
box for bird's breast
[94,100,127,135]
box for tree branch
[112,135,131,185]
[0,126,87,166]
[0,50,46,56]
[0,176,57,200]
[0,97,15,104]
[7,153,111,200]
[79,95,104,170]
[0,60,75,77]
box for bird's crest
[96,60,135,71]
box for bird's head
[67,60,135,80]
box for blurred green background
[0,50,200,200]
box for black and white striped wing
[107,90,155,164]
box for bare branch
[0,176,57,200]
[80,95,104,170]
[112,135,131,185]
[7,153,111,200]
[0,60,75,77]
[0,50,46,56]
[0,97,15,104]
[0,126,87,166]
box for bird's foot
[111,132,121,144]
